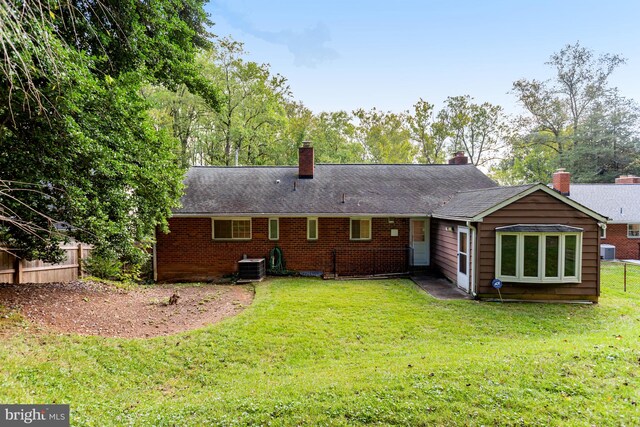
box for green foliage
[0,269,639,425]
[407,99,448,164]
[503,42,637,184]
[83,253,123,282]
[439,95,507,166]
[353,108,415,163]
[0,0,213,262]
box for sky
[207,0,640,116]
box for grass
[1,264,639,426]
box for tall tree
[512,42,625,156]
[439,96,507,166]
[200,39,290,166]
[353,108,415,163]
[0,0,218,262]
[406,99,448,164]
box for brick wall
[602,224,640,260]
[156,217,411,281]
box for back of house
[155,145,608,302]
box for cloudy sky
[207,0,640,115]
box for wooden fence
[0,244,91,284]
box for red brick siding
[602,224,640,260]
[156,217,411,281]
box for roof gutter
[171,213,431,218]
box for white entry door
[457,226,470,292]
[410,218,429,266]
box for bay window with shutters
[495,225,582,283]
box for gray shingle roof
[432,185,536,220]
[496,224,583,233]
[568,184,640,223]
[175,164,498,215]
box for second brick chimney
[448,151,468,165]
[298,141,314,179]
[552,168,571,196]
[615,175,640,184]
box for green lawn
[1,264,639,426]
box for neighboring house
[155,144,607,302]
[552,170,640,260]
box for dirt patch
[0,281,254,338]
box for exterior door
[410,218,429,266]
[457,226,470,291]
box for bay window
[495,225,582,283]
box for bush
[83,253,122,281]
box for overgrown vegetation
[0,264,638,425]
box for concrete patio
[411,275,473,300]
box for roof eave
[469,184,609,223]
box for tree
[439,96,507,166]
[512,42,625,156]
[563,92,640,182]
[0,0,218,263]
[353,108,415,163]
[196,39,291,166]
[406,99,448,164]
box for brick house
[155,144,607,302]
[552,170,640,260]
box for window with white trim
[268,218,279,240]
[350,218,372,240]
[212,218,251,240]
[628,224,640,238]
[307,217,318,240]
[496,232,582,283]
[600,226,606,239]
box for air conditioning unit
[600,244,616,261]
[238,258,266,281]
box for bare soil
[0,280,254,338]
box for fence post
[77,243,84,279]
[13,254,22,284]
[624,263,627,292]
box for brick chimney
[552,168,571,196]
[615,175,640,184]
[298,141,314,179]
[448,151,468,165]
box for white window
[268,218,279,240]
[495,232,582,283]
[212,218,251,240]
[628,224,640,238]
[600,226,606,239]
[350,218,372,240]
[307,217,318,240]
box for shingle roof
[496,224,583,233]
[568,184,640,223]
[432,185,536,220]
[175,164,498,215]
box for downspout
[467,221,478,297]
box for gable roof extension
[567,184,640,223]
[174,164,498,216]
[433,183,609,223]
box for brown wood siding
[476,190,600,302]
[431,219,467,283]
